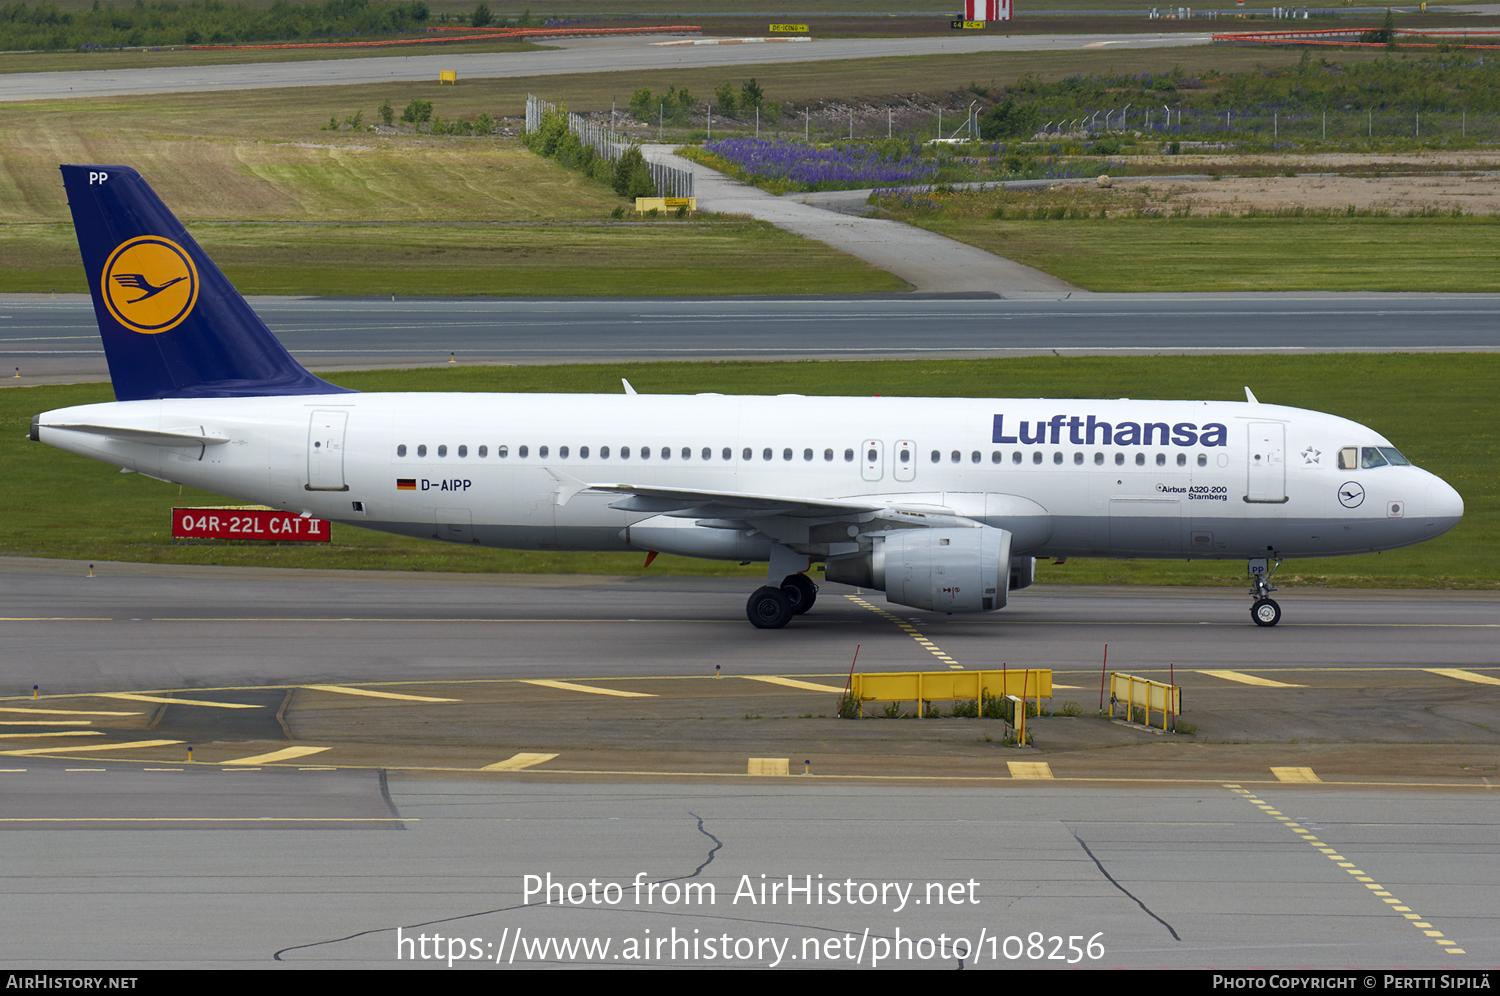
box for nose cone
[1424,477,1464,538]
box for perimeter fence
[526,93,693,198]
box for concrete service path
[640,145,1081,298]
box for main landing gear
[746,574,818,629]
[1248,556,1282,627]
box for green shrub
[979,99,1040,140]
[402,99,433,125]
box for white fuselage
[36,392,1463,562]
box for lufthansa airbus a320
[33,165,1465,628]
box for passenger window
[1052,452,1063,465]
[683,447,692,460]
[600,446,610,459]
[1338,447,1358,470]
[1197,453,1206,467]
[930,450,941,464]
[498,445,508,458]
[641,446,650,460]
[1032,452,1042,465]
[783,448,792,461]
[397,444,407,457]
[1115,453,1124,466]
[458,445,467,458]
[844,448,855,462]
[1361,447,1389,469]
[580,446,589,459]
[803,448,813,461]
[437,445,447,457]
[1074,452,1083,465]
[478,445,487,458]
[992,451,1002,464]
[951,450,961,463]
[621,446,630,459]
[824,448,834,462]
[971,451,981,464]
[1012,452,1022,465]
[763,448,773,461]
[702,447,711,460]
[660,447,669,459]
[558,445,567,459]
[724,448,733,460]
[1094,452,1104,465]
[518,445,528,458]
[744,448,752,460]
[1156,453,1166,466]
[417,444,427,457]
[1176,453,1186,467]
[1134,453,1145,466]
[900,448,910,462]
[538,445,548,458]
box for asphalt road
[5,294,1499,383]
[2,770,1493,969]
[6,560,1498,693]
[1,560,1497,968]
[1,32,1215,102]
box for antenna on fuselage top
[1244,386,1259,404]
[622,378,638,396]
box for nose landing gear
[1248,556,1282,627]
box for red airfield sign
[171,507,330,542]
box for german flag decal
[397,479,417,491]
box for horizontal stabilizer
[46,423,229,447]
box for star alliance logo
[1301,446,1321,465]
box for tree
[978,99,1040,140]
[471,3,490,27]
[714,82,737,116]
[613,146,651,197]
[740,78,764,110]
[629,87,654,122]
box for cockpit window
[1360,447,1389,469]
[1378,447,1411,466]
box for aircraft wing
[545,468,882,517]
[544,468,953,522]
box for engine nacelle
[621,514,772,561]
[828,524,1012,613]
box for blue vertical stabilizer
[60,164,355,401]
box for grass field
[873,209,1500,293]
[0,219,906,296]
[4,355,1494,589]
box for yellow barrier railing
[1109,673,1181,731]
[848,669,1051,715]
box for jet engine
[827,523,1014,613]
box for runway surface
[0,561,1494,966]
[2,772,1493,969]
[2,32,1214,102]
[2,559,1497,967]
[5,294,1499,382]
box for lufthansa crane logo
[100,236,199,334]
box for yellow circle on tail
[101,236,199,334]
